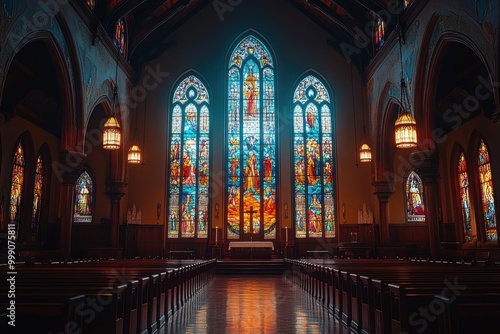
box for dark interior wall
[127,0,373,231]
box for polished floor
[163,275,351,334]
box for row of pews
[284,258,500,334]
[1,257,216,333]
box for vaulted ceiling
[90,0,402,73]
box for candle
[215,226,218,243]
[285,226,288,243]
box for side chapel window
[73,171,93,223]
[114,18,127,56]
[9,141,25,235]
[31,153,44,241]
[477,139,497,241]
[406,171,426,222]
[458,153,474,241]
[374,17,385,51]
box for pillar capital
[54,150,86,185]
[411,150,439,183]
[372,179,395,203]
[106,181,127,202]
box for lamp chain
[350,62,358,167]
[397,13,411,116]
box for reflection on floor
[164,275,351,334]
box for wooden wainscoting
[71,223,112,257]
[388,224,429,257]
[122,224,164,258]
[339,224,379,245]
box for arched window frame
[86,0,96,11]
[73,169,95,223]
[114,18,127,57]
[225,33,278,240]
[9,140,26,237]
[473,137,498,242]
[292,72,336,239]
[167,73,211,239]
[374,17,385,51]
[455,149,476,242]
[31,144,51,242]
[8,133,35,242]
[404,0,413,9]
[405,170,426,222]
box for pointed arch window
[86,0,95,10]
[226,35,277,240]
[167,75,210,239]
[114,18,126,56]
[477,139,497,241]
[293,74,335,238]
[405,171,425,222]
[374,17,385,51]
[458,153,474,241]
[74,171,93,223]
[31,154,44,241]
[9,141,25,234]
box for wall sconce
[342,202,346,223]
[215,203,219,219]
[284,203,288,219]
[156,203,161,223]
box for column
[106,181,126,248]
[56,150,85,259]
[411,150,440,258]
[372,179,395,247]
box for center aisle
[164,275,350,334]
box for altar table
[228,241,274,259]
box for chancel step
[216,259,284,275]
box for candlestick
[285,226,288,244]
[215,226,218,243]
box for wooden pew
[285,258,500,334]
[5,258,216,334]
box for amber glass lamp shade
[394,111,417,148]
[359,143,372,162]
[127,144,141,164]
[103,116,121,150]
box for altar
[228,241,274,259]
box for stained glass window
[406,171,425,222]
[9,142,25,235]
[293,75,335,238]
[374,17,385,51]
[404,0,413,9]
[478,140,497,241]
[86,0,95,10]
[73,171,93,223]
[31,154,43,241]
[226,35,277,240]
[114,19,126,56]
[168,75,210,238]
[458,153,474,242]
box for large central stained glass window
[226,35,277,239]
[293,74,335,238]
[168,75,210,238]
